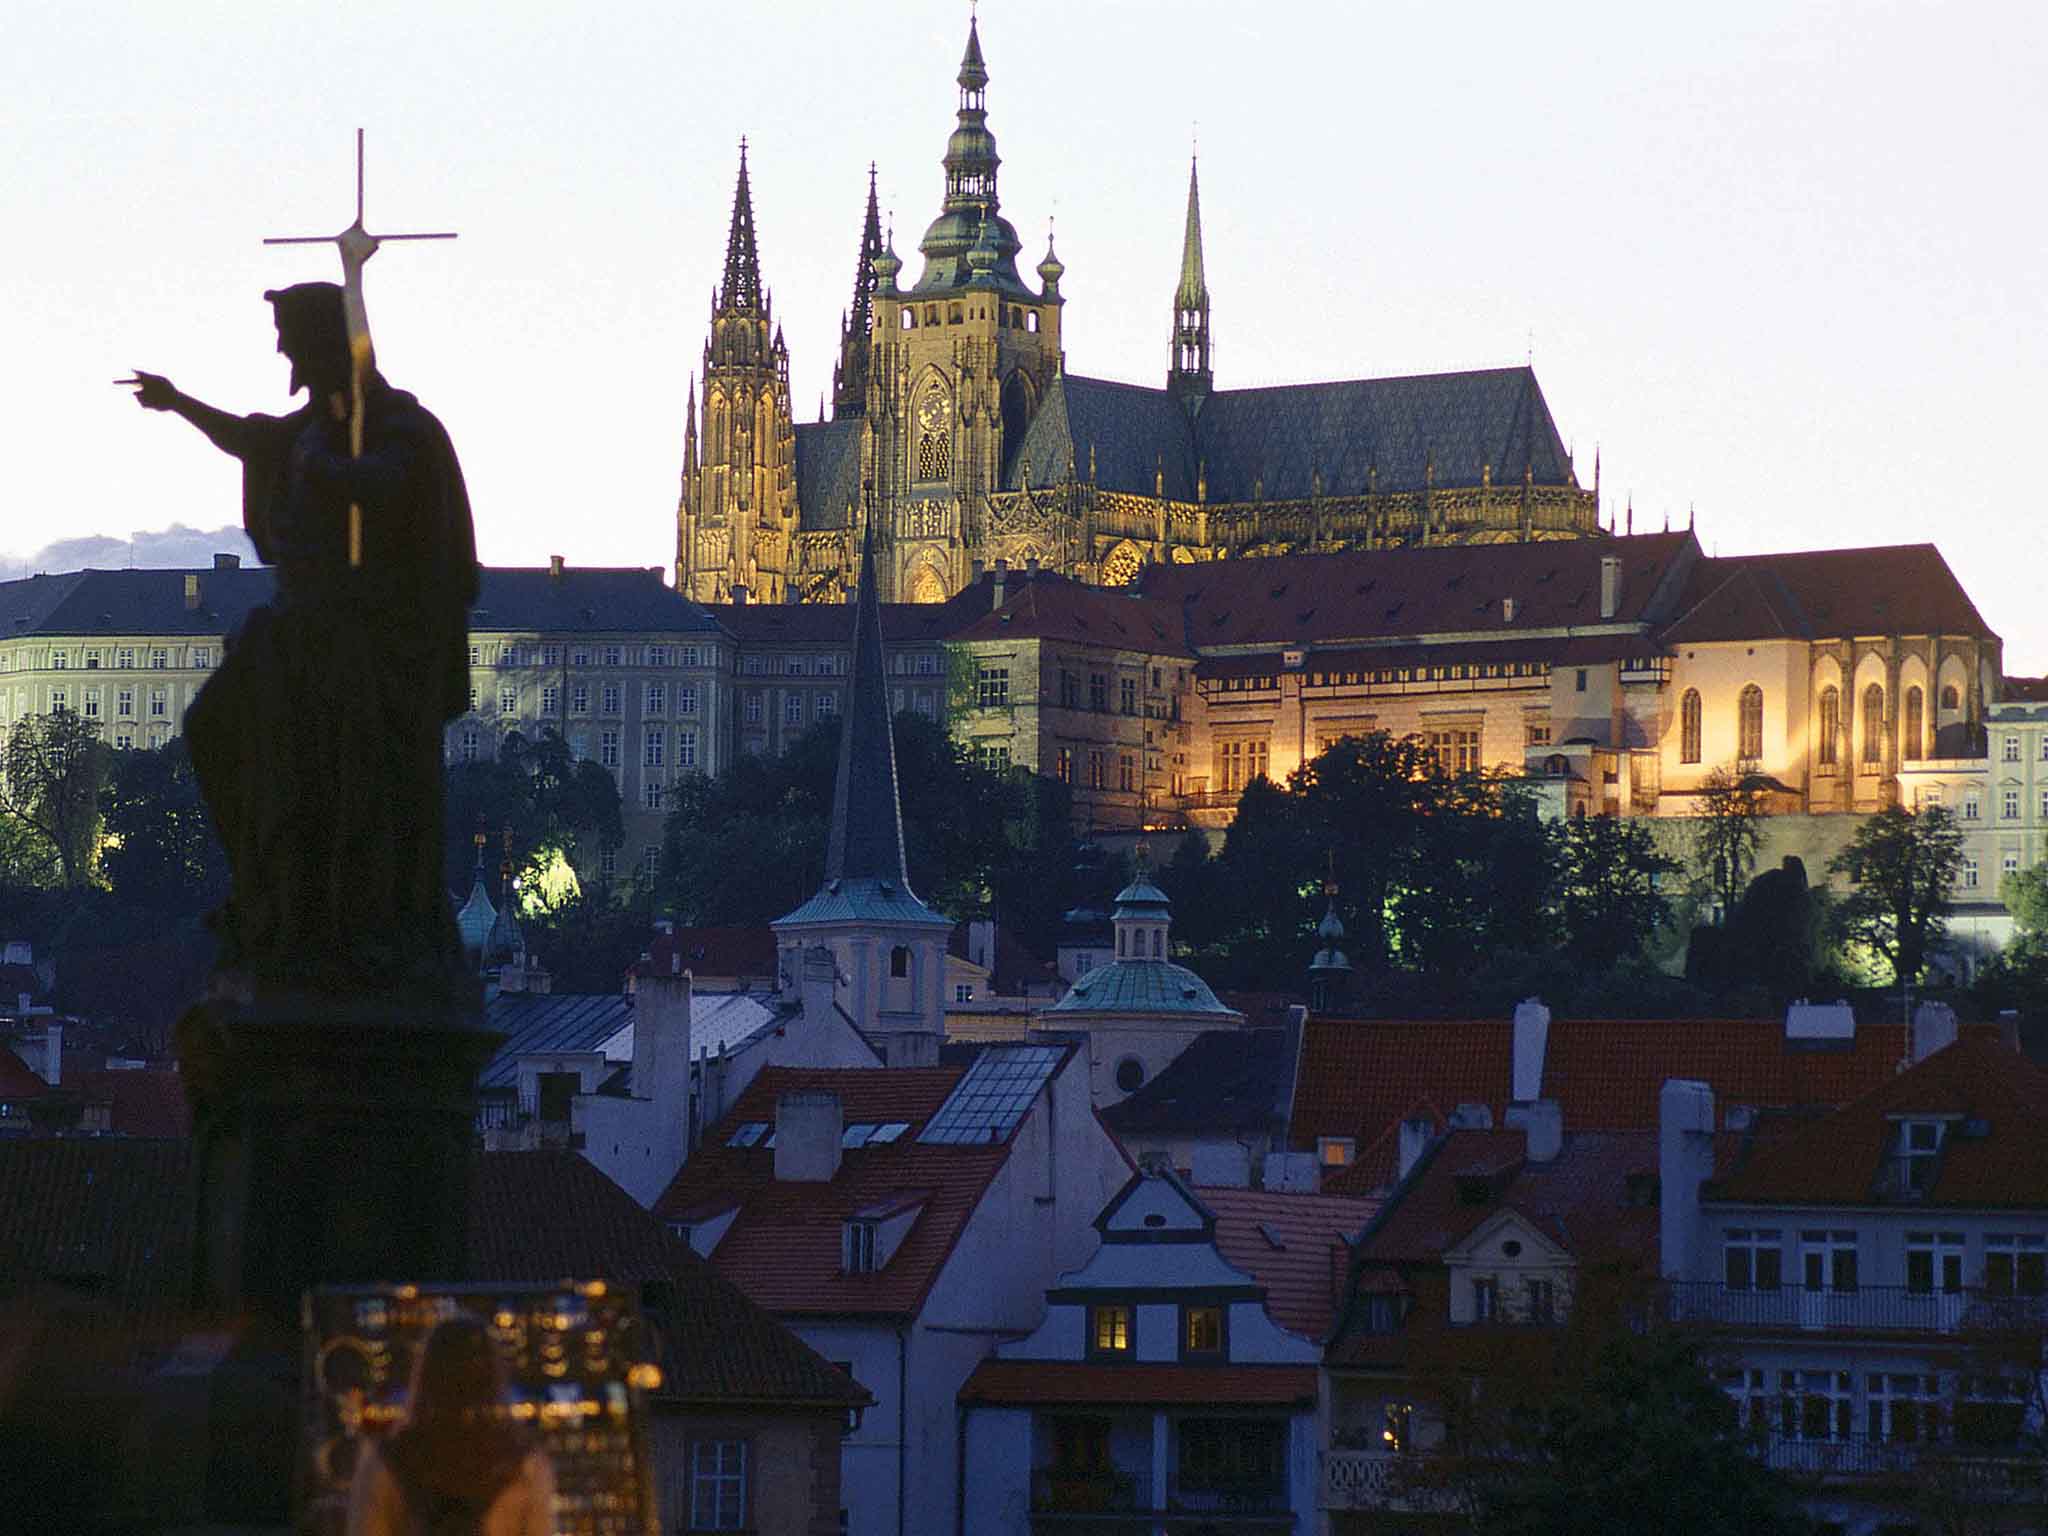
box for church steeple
[914,14,1026,292]
[1168,156,1212,407]
[833,164,885,419]
[719,138,763,314]
[825,523,918,889]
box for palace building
[674,17,1601,609]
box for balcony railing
[1665,1281,2048,1335]
[1756,1434,2046,1497]
[1030,1470,1294,1529]
[1320,1452,1462,1514]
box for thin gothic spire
[1168,155,1213,403]
[823,524,917,890]
[834,164,886,418]
[719,139,763,313]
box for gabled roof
[1006,366,1579,503]
[478,991,634,1089]
[1199,1186,1380,1341]
[1100,1027,1296,1138]
[1710,1037,2048,1207]
[1659,544,1996,645]
[652,1063,1034,1317]
[0,1047,51,1099]
[0,1138,866,1410]
[1353,1128,1660,1271]
[948,580,1194,657]
[1290,1018,1514,1188]
[1135,533,1696,650]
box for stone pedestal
[177,979,500,1327]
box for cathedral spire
[834,164,885,418]
[719,139,763,314]
[824,523,914,889]
[914,14,1025,291]
[1168,155,1213,407]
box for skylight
[869,1122,911,1144]
[727,1122,770,1148]
[918,1046,1063,1145]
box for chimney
[183,574,200,611]
[1026,556,1040,573]
[1505,1099,1562,1163]
[1999,1010,2021,1055]
[1785,1000,1856,1042]
[1598,556,1622,620]
[548,554,565,580]
[213,552,240,571]
[1659,1079,1715,1279]
[1501,596,1515,622]
[774,1090,844,1182]
[1511,998,1550,1102]
[992,558,1008,610]
[971,558,986,584]
[969,918,996,973]
[41,1021,61,1087]
[1397,1115,1434,1182]
[1911,1001,1958,1063]
[732,584,749,605]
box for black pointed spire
[720,139,763,313]
[834,165,886,419]
[824,524,914,888]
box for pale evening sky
[3,1,2044,671]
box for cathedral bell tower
[862,16,1064,602]
[677,141,798,604]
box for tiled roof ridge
[1065,362,1541,402]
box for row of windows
[469,682,704,718]
[741,689,844,727]
[1087,1301,1227,1361]
[1214,739,1270,794]
[1997,732,2048,763]
[899,301,1041,332]
[5,646,209,672]
[1678,685,1766,765]
[1722,1228,2044,1294]
[468,642,713,669]
[1053,746,1138,791]
[453,726,697,771]
[1914,785,2048,823]
[1720,1367,2030,1447]
[39,685,175,720]
[1307,660,1549,687]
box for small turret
[1307,891,1354,1012]
[873,224,902,294]
[1036,228,1064,298]
[1168,156,1212,408]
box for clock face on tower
[917,385,947,434]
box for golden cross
[264,130,457,565]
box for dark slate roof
[794,418,865,529]
[1137,532,1697,650]
[1005,367,1577,500]
[469,566,722,634]
[0,1138,194,1304]
[948,581,1194,656]
[0,565,273,639]
[1660,545,1997,646]
[478,991,633,1090]
[2001,676,2048,703]
[1100,1027,1297,1137]
[0,564,721,639]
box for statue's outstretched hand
[123,371,178,411]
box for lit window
[1318,1136,1355,1168]
[1737,685,1764,764]
[1089,1304,1131,1357]
[954,984,973,1003]
[1183,1305,1223,1357]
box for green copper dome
[1046,956,1237,1019]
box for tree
[1691,767,1769,919]
[1829,804,1965,985]
[1553,815,1676,971]
[1394,1272,1812,1536]
[442,729,623,897]
[98,738,228,914]
[2004,858,2048,937]
[0,709,110,887]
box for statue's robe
[185,377,477,992]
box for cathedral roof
[793,417,864,527]
[1004,366,1577,502]
[1659,544,1997,645]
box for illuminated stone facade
[675,19,1601,611]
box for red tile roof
[948,582,1194,656]
[1197,1186,1380,1341]
[1539,1018,1910,1130]
[1661,544,1995,646]
[652,1065,1032,1318]
[1292,1015,1914,1193]
[959,1360,1316,1407]
[1711,1037,2048,1207]
[641,926,778,982]
[1290,1018,1514,1188]
[2002,676,2048,703]
[1135,533,1696,650]
[69,1068,191,1137]
[0,1048,50,1099]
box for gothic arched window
[1817,686,1840,768]
[1941,683,1960,712]
[1737,685,1764,765]
[915,383,951,482]
[1902,686,1924,762]
[1679,690,1702,765]
[1862,684,1886,766]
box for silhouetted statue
[131,282,476,994]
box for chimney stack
[1511,998,1550,1102]
[1397,1116,1433,1183]
[1505,1099,1562,1163]
[1659,1079,1715,1279]
[548,554,565,580]
[1599,556,1622,620]
[774,1090,844,1182]
[992,558,1008,610]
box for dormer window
[1888,1118,1946,1198]
[845,1220,879,1274]
[1318,1137,1355,1169]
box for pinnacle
[1175,156,1207,310]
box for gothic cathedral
[677,18,1603,606]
